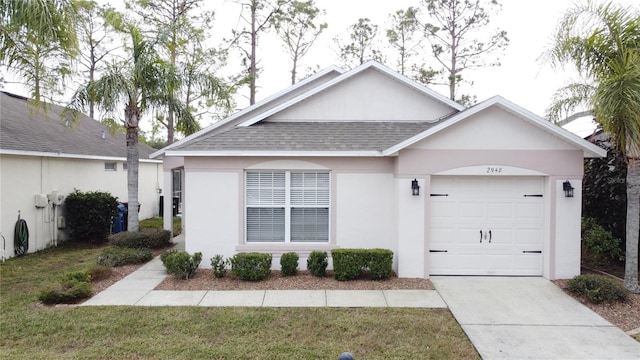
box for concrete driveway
[431,276,640,360]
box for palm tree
[544,1,640,292]
[1,0,78,101]
[65,22,193,232]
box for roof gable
[384,96,606,158]
[266,67,457,122]
[151,65,345,158]
[239,61,463,127]
[0,92,158,160]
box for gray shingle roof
[0,92,156,159]
[174,121,440,152]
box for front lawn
[0,244,479,359]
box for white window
[246,171,330,243]
[104,162,116,171]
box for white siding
[184,171,240,267]
[0,154,162,257]
[553,178,582,279]
[397,177,426,278]
[335,173,397,254]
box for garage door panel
[457,178,485,195]
[431,202,457,223]
[430,253,457,275]
[486,178,516,197]
[484,254,513,274]
[516,203,543,221]
[486,202,515,221]
[515,228,542,247]
[517,178,544,193]
[429,176,544,276]
[484,228,513,245]
[458,201,484,219]
[513,253,543,274]
[459,254,487,272]
[430,227,484,247]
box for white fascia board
[239,61,465,128]
[164,150,383,157]
[150,65,346,159]
[383,95,607,158]
[0,149,162,163]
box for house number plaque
[436,165,545,176]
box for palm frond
[545,82,596,122]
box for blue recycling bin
[112,203,127,233]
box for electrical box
[57,216,66,229]
[47,191,64,205]
[35,194,48,208]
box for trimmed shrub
[87,265,112,282]
[64,271,91,283]
[38,271,93,304]
[109,229,172,249]
[161,251,202,279]
[230,253,272,281]
[280,252,299,276]
[64,190,118,243]
[332,249,369,281]
[567,274,629,304]
[38,280,93,304]
[581,218,624,267]
[210,254,228,278]
[332,248,395,281]
[368,249,394,280]
[307,251,328,277]
[97,246,153,267]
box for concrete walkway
[432,276,640,360]
[82,235,446,308]
[81,253,445,307]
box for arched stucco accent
[434,165,548,176]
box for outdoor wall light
[563,180,574,198]
[411,179,420,196]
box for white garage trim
[429,176,545,276]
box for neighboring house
[152,61,606,280]
[0,91,163,259]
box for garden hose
[14,218,29,256]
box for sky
[4,0,636,137]
[206,0,635,136]
[205,0,638,135]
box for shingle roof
[0,92,156,159]
[174,121,440,152]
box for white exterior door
[429,176,544,276]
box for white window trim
[245,170,330,244]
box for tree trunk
[624,156,640,293]
[249,1,258,105]
[291,57,297,85]
[125,105,140,232]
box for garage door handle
[480,230,483,243]
[523,250,542,254]
[429,250,448,253]
[489,230,492,243]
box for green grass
[140,216,182,235]
[0,244,479,359]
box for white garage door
[429,176,544,276]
